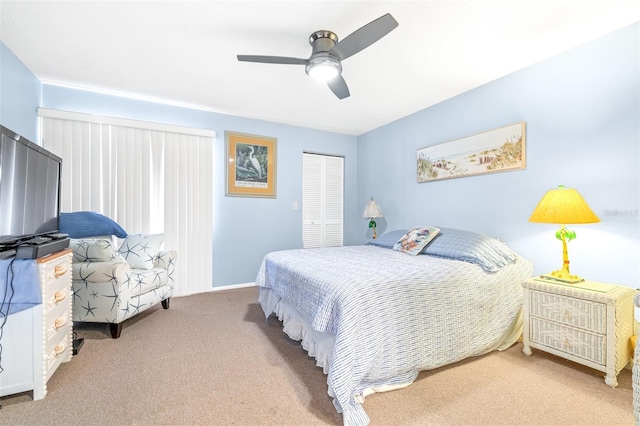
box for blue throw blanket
[0,258,41,317]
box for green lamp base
[368,219,377,239]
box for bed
[255,227,534,425]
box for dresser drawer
[530,317,607,365]
[529,290,606,333]
[40,256,70,281]
[42,285,73,321]
[44,333,70,382]
[44,282,70,310]
[44,304,71,343]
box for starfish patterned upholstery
[70,237,176,338]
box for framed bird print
[225,131,277,198]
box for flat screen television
[0,125,62,251]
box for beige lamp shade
[363,197,383,218]
[529,185,600,224]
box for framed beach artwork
[225,131,277,198]
[417,122,526,183]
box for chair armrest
[72,261,130,284]
[155,250,177,271]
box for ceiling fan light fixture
[306,55,342,82]
[237,13,398,99]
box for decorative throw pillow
[118,234,164,270]
[59,211,128,239]
[70,238,124,263]
[393,226,440,256]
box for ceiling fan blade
[237,55,307,65]
[327,75,350,99]
[330,13,398,61]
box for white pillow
[118,234,164,269]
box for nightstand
[522,277,634,387]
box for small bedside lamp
[363,197,383,239]
[529,185,600,283]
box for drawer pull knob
[54,290,67,302]
[54,317,67,329]
[54,343,66,356]
[54,264,68,278]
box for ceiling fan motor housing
[309,30,339,52]
[305,31,342,80]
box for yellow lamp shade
[529,185,600,225]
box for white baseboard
[209,282,257,292]
[173,282,257,298]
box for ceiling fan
[237,13,398,100]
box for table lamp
[529,185,600,283]
[363,197,383,239]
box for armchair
[70,235,176,338]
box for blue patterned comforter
[256,245,533,425]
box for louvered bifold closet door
[303,154,323,248]
[323,155,344,246]
[302,153,343,248]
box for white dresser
[0,249,73,400]
[522,278,634,387]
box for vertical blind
[38,108,214,297]
[302,152,344,248]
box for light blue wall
[38,86,358,286]
[0,43,41,141]
[2,22,638,289]
[358,23,639,288]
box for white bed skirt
[259,286,524,405]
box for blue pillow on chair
[59,211,128,239]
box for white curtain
[38,108,214,296]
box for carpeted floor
[0,286,633,425]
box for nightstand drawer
[529,290,606,333]
[530,317,607,365]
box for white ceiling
[1,1,638,136]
